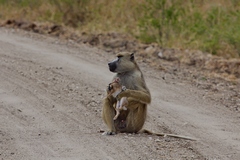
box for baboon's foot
[113,115,118,120]
[102,131,116,135]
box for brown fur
[102,52,151,134]
[102,52,197,141]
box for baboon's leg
[102,96,117,133]
[113,101,120,120]
[119,97,128,110]
[125,104,147,133]
[116,100,120,108]
[113,109,120,120]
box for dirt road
[0,28,240,160]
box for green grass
[138,0,240,57]
[0,0,240,58]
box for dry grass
[0,0,240,58]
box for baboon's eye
[117,55,123,61]
[108,84,113,90]
[130,53,134,61]
[117,55,123,58]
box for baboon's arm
[102,95,117,133]
[103,95,117,108]
[117,89,151,104]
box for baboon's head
[108,52,136,73]
[107,77,122,96]
[108,77,121,91]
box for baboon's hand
[106,84,112,94]
[122,86,127,91]
[117,89,130,99]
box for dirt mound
[1,19,240,78]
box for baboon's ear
[130,53,134,61]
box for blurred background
[0,0,240,58]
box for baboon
[102,52,151,134]
[107,77,128,120]
[102,52,197,141]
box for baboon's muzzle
[108,61,117,72]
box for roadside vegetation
[0,0,240,58]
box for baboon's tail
[141,129,198,141]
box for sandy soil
[0,27,240,160]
